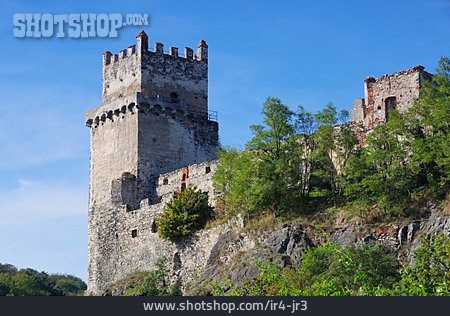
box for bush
[393,233,450,296]
[123,258,178,296]
[158,186,214,243]
[212,243,400,296]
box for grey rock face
[330,227,356,246]
[265,224,313,266]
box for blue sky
[0,0,449,281]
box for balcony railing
[208,110,218,122]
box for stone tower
[85,31,218,293]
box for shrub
[124,258,178,296]
[393,233,450,296]
[158,186,214,243]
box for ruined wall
[349,98,365,123]
[156,161,217,204]
[350,66,432,130]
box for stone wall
[350,66,433,130]
[86,160,231,295]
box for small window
[131,229,138,238]
[205,166,211,174]
[153,138,157,143]
[385,97,397,120]
[170,92,178,100]
[151,220,157,233]
[163,178,168,185]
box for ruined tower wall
[350,66,433,130]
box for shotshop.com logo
[13,13,149,38]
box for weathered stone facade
[349,66,433,130]
[85,31,219,294]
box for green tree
[213,147,257,217]
[10,269,56,296]
[407,57,450,192]
[344,117,417,215]
[158,186,214,242]
[295,106,316,197]
[394,233,450,296]
[311,103,353,206]
[245,97,299,215]
[50,274,87,296]
[0,273,12,296]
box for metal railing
[208,110,218,122]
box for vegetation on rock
[213,57,450,220]
[210,233,449,296]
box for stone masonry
[349,66,433,130]
[85,31,219,294]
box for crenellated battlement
[100,31,209,117]
[102,31,207,69]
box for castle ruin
[85,31,433,295]
[350,65,432,130]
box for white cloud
[0,84,96,171]
[0,180,87,226]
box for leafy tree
[213,148,257,217]
[310,103,354,206]
[0,263,18,275]
[295,106,317,198]
[0,273,12,296]
[10,269,57,296]
[214,98,301,217]
[246,97,300,215]
[158,186,213,242]
[406,57,450,193]
[344,117,417,215]
[50,274,87,296]
[0,263,86,296]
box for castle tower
[85,31,218,293]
